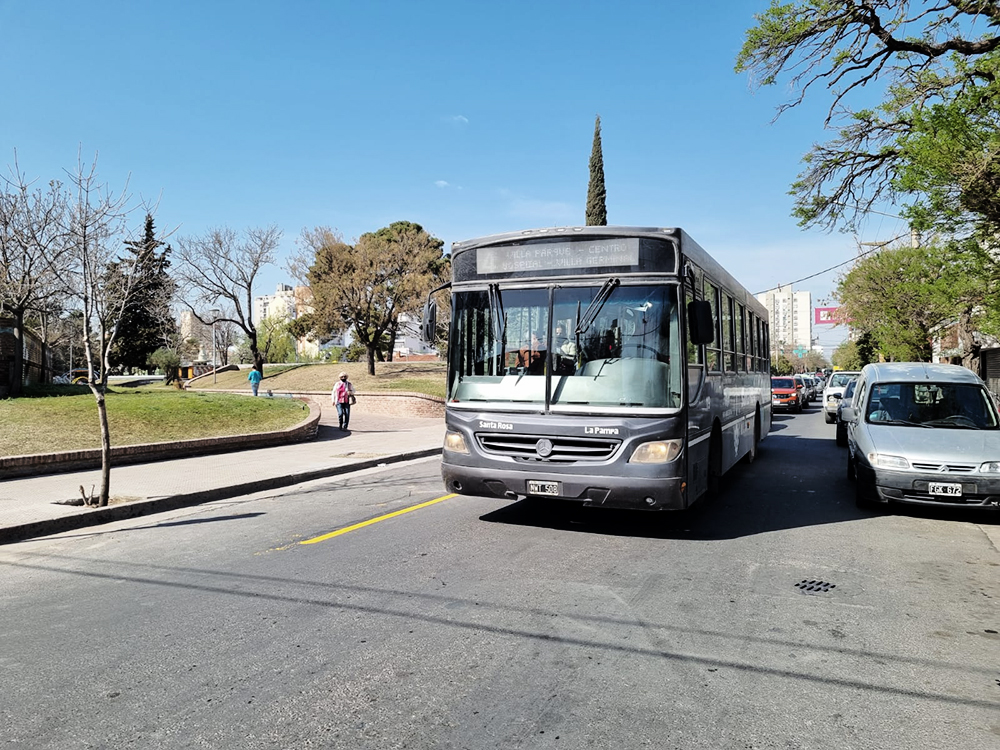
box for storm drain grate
[795,579,836,594]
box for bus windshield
[449,283,682,410]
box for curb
[0,447,442,546]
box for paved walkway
[0,408,445,544]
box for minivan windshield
[829,372,857,388]
[864,382,999,429]
[449,283,682,410]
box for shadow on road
[479,427,1000,540]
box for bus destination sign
[476,238,640,275]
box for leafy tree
[771,354,794,375]
[108,214,176,372]
[837,239,999,367]
[831,335,878,370]
[736,1,1000,232]
[257,315,297,363]
[585,115,607,226]
[173,225,281,375]
[303,221,446,375]
[147,346,181,383]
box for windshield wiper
[488,283,505,344]
[575,278,620,336]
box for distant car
[54,368,99,385]
[823,370,860,423]
[794,374,812,405]
[835,379,857,446]
[771,376,803,413]
[844,362,1000,509]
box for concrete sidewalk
[0,410,445,544]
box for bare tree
[60,152,148,507]
[0,156,69,396]
[174,226,281,374]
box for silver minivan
[844,362,1000,509]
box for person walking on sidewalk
[332,371,356,430]
[248,367,263,397]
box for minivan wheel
[847,451,856,481]
[825,412,836,424]
[835,421,847,447]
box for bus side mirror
[421,298,438,344]
[688,300,714,345]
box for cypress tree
[109,215,177,372]
[585,115,607,226]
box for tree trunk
[386,322,397,363]
[367,345,376,376]
[93,387,112,507]
[957,308,981,373]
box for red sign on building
[814,307,843,325]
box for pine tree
[585,115,607,226]
[109,214,177,372]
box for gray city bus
[423,226,771,510]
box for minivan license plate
[527,480,561,496]
[929,482,962,497]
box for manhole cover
[795,579,836,594]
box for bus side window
[705,280,721,371]
[736,303,746,371]
[724,294,736,372]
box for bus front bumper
[441,461,687,511]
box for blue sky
[0,0,907,354]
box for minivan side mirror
[841,405,856,422]
[832,393,843,400]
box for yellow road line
[299,493,458,545]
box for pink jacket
[332,380,354,404]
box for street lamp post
[210,309,220,384]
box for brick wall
[353,391,445,418]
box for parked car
[823,370,860,423]
[771,376,803,413]
[844,362,1000,509]
[834,379,857,446]
[793,374,812,405]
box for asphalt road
[2,403,999,749]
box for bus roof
[452,225,766,319]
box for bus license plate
[929,482,962,497]
[527,480,561,496]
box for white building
[755,286,812,355]
[253,283,319,358]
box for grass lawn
[1,385,310,457]
[189,361,447,399]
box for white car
[823,371,860,423]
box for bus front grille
[476,432,621,463]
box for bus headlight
[444,430,470,454]
[629,440,682,464]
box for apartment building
[755,286,812,355]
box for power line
[754,232,910,296]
